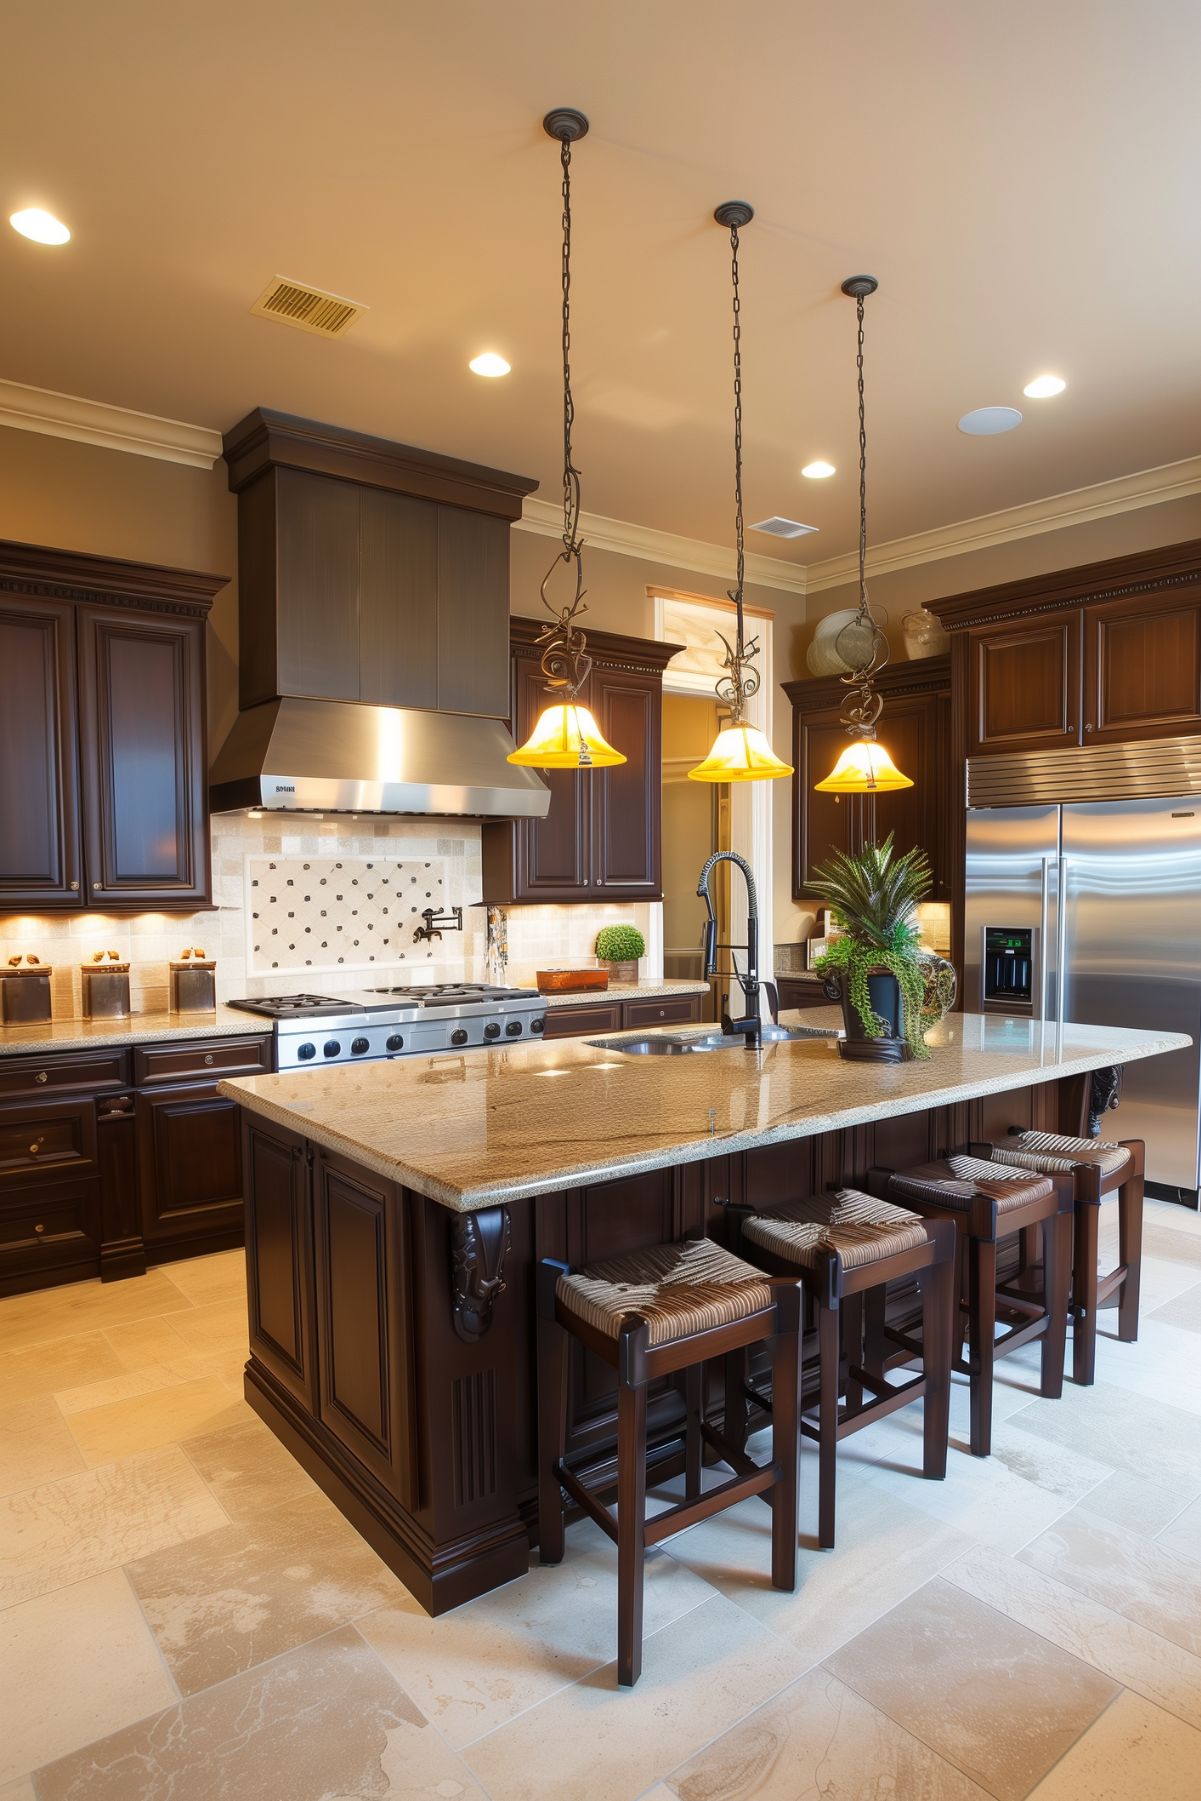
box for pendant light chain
[730,218,745,645]
[712,205,759,729]
[559,132,582,559]
[855,291,868,616]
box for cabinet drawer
[0,1099,98,1183]
[622,996,701,1029]
[0,1049,129,1100]
[542,1002,623,1040]
[0,1182,98,1276]
[133,1035,272,1087]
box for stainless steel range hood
[209,697,550,819]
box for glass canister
[81,952,131,1020]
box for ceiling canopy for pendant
[508,109,626,772]
[814,275,913,796]
[689,201,793,786]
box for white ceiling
[4,0,1201,561]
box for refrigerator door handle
[1056,855,1070,1025]
[1038,855,1051,1022]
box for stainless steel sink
[586,1023,842,1056]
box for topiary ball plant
[595,924,646,964]
[808,833,937,1058]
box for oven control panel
[982,926,1036,1008]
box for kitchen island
[220,1011,1188,1613]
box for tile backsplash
[0,812,659,1018]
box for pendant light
[508,109,625,771]
[815,276,912,794]
[689,203,793,784]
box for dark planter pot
[821,966,913,1063]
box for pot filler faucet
[697,851,779,1048]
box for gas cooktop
[227,984,547,1069]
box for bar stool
[869,1154,1072,1458]
[980,1130,1145,1385]
[731,1190,956,1549]
[536,1236,801,1687]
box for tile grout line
[1019,1685,1132,1800]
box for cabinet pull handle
[35,1071,48,1085]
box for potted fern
[809,834,955,1062]
[594,923,646,984]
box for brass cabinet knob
[69,880,79,891]
[204,1053,214,1066]
[34,1224,45,1235]
[35,1071,48,1084]
[29,1143,40,1155]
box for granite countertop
[0,1005,271,1057]
[540,979,710,1008]
[220,1009,1190,1215]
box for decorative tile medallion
[246,856,449,974]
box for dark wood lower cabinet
[543,993,704,1040]
[236,1068,1074,1615]
[137,1084,245,1257]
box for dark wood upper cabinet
[78,608,211,908]
[967,608,1082,755]
[482,619,681,904]
[783,656,952,899]
[0,594,81,907]
[0,543,225,916]
[224,409,536,718]
[1084,584,1201,743]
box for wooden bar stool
[536,1237,801,1688]
[868,1155,1072,1458]
[732,1190,956,1549]
[981,1129,1145,1385]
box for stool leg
[536,1272,570,1566]
[1040,1211,1069,1401]
[1117,1163,1144,1344]
[684,1364,703,1501]
[770,1290,800,1592]
[817,1296,840,1549]
[724,1347,748,1456]
[616,1374,647,1687]
[863,1284,887,1381]
[920,1255,953,1480]
[967,1238,997,1458]
[843,1292,864,1415]
[1073,1200,1100,1386]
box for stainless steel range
[228,984,547,1070]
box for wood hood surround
[212,408,550,818]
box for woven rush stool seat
[537,1236,800,1687]
[870,1151,1072,1458]
[555,1237,774,1347]
[979,1127,1145,1386]
[733,1189,955,1550]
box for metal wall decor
[815,276,913,797]
[508,109,625,771]
[689,203,793,784]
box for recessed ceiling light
[801,460,836,479]
[958,406,1023,436]
[1023,373,1067,399]
[9,207,70,245]
[469,352,511,378]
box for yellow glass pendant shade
[814,737,913,793]
[688,722,794,783]
[507,701,627,769]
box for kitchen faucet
[697,851,778,1048]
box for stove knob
[385,1033,404,1053]
[531,1016,545,1033]
[451,1028,469,1046]
[297,1042,316,1061]
[505,1020,523,1037]
[322,1040,341,1058]
[483,1022,501,1040]
[351,1036,370,1055]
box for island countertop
[219,1010,1190,1213]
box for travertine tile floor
[2,1201,1201,1798]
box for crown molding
[0,380,223,469]
[804,454,1201,593]
[514,495,807,596]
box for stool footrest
[644,1466,777,1546]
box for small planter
[822,966,912,1063]
[602,959,639,984]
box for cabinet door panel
[0,595,81,908]
[244,1119,314,1409]
[137,1086,243,1247]
[313,1154,415,1505]
[511,655,590,897]
[969,610,1082,754]
[436,508,509,717]
[273,469,360,700]
[78,609,210,906]
[1085,588,1201,742]
[359,489,438,709]
[794,708,853,893]
[541,1002,622,1039]
[592,672,660,895]
[871,694,941,880]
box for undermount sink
[586,1023,843,1056]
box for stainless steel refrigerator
[965,797,1201,1204]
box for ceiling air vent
[250,277,367,339]
[749,516,819,539]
